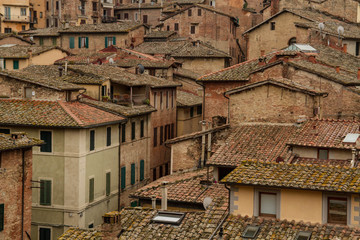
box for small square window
[318,149,329,160]
[295,231,311,240]
[328,197,347,224]
[259,192,276,217]
[270,22,276,30]
[242,226,260,238]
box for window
[190,107,194,118]
[153,127,157,147]
[190,25,196,34]
[154,92,157,108]
[4,28,12,33]
[166,91,169,109]
[40,131,52,152]
[22,25,26,31]
[4,7,10,20]
[0,204,4,232]
[88,223,94,228]
[242,226,260,238]
[46,19,50,28]
[56,1,59,10]
[106,127,111,146]
[0,129,10,134]
[160,126,163,145]
[160,91,163,109]
[13,60,19,70]
[164,125,168,142]
[153,168,156,180]
[21,8,27,16]
[131,163,135,185]
[46,1,49,10]
[318,148,329,160]
[90,130,95,151]
[174,23,179,31]
[89,178,94,202]
[39,37,44,46]
[101,85,106,97]
[171,123,174,139]
[356,42,360,56]
[188,9,192,16]
[52,37,57,46]
[105,36,116,48]
[140,160,145,181]
[198,9,201,16]
[121,167,126,189]
[159,165,163,178]
[152,211,185,225]
[140,120,144,138]
[93,2,97,11]
[40,180,51,205]
[327,197,347,224]
[131,200,138,207]
[171,90,174,108]
[106,172,111,196]
[167,25,170,31]
[197,105,202,115]
[39,228,51,240]
[78,36,89,48]
[259,192,276,217]
[121,124,126,142]
[40,12,43,18]
[270,22,276,30]
[69,37,75,49]
[165,163,169,175]
[143,15,148,23]
[295,231,311,240]
[25,87,32,99]
[131,122,136,140]
[124,13,129,19]
[54,18,58,27]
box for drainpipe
[118,123,122,211]
[223,92,230,125]
[21,149,25,240]
[200,121,206,168]
[196,80,205,121]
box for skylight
[343,133,360,144]
[241,226,260,238]
[152,211,185,225]
[295,231,311,240]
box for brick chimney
[308,55,316,63]
[336,66,340,73]
[358,68,360,80]
[343,43,347,53]
[161,181,168,210]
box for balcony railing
[4,15,29,23]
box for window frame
[89,177,95,203]
[140,159,145,181]
[38,226,52,240]
[13,59,19,70]
[190,25,196,34]
[317,148,329,160]
[106,171,111,196]
[131,122,136,140]
[153,127,157,147]
[254,189,280,218]
[174,23,179,31]
[326,196,349,225]
[131,163,135,185]
[270,22,276,30]
[140,120,144,138]
[40,130,52,153]
[121,124,126,143]
[90,129,95,151]
[259,192,277,218]
[20,8,27,16]
[121,166,126,189]
[39,178,52,206]
[106,127,111,146]
[0,204,4,232]
[154,92,157,108]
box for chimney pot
[343,43,347,53]
[336,66,340,73]
[161,181,168,211]
[358,68,360,80]
[151,195,157,209]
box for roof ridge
[57,101,84,126]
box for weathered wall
[176,57,227,76]
[177,107,202,136]
[115,8,162,27]
[292,146,352,160]
[171,138,201,173]
[32,49,68,65]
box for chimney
[358,68,360,80]
[308,55,316,63]
[343,43,347,53]
[258,57,266,66]
[351,148,357,167]
[260,50,265,56]
[161,181,168,210]
[58,65,63,77]
[28,49,33,65]
[64,61,68,75]
[151,195,157,209]
[336,66,340,73]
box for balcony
[3,15,30,23]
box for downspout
[208,184,231,240]
[196,80,205,121]
[21,149,25,240]
[223,92,230,125]
[118,123,122,211]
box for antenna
[29,36,34,41]
[318,22,325,39]
[337,25,344,46]
[137,64,145,74]
[203,197,212,210]
[109,58,114,64]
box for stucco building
[0,0,30,33]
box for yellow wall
[0,0,30,33]
[232,186,254,216]
[32,49,68,65]
[177,57,227,76]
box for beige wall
[177,107,202,136]
[30,0,47,28]
[293,146,352,160]
[176,57,227,76]
[231,186,254,216]
[32,49,68,65]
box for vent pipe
[161,181,168,210]
[152,195,157,209]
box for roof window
[343,133,360,144]
[295,231,312,240]
[241,225,260,238]
[151,211,185,225]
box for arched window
[288,37,297,45]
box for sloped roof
[20,27,60,37]
[0,33,33,44]
[288,119,360,149]
[173,68,201,80]
[171,41,231,58]
[55,52,116,65]
[144,31,177,39]
[58,228,103,240]
[58,22,144,33]
[114,2,165,9]
[207,124,297,167]
[295,21,360,39]
[0,45,68,59]
[0,99,124,128]
[222,160,360,193]
[176,90,202,107]
[0,133,43,151]
[134,40,188,55]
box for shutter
[106,127,111,146]
[121,124,126,142]
[13,60,19,70]
[121,167,126,189]
[140,160,144,181]
[69,37,74,49]
[85,37,89,48]
[113,37,116,46]
[130,201,138,207]
[131,163,135,185]
[78,37,81,48]
[106,172,111,196]
[89,178,94,202]
[0,204,4,231]
[105,37,108,48]
[40,180,51,205]
[40,131,52,153]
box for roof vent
[241,225,260,238]
[151,211,185,225]
[295,231,311,240]
[343,133,360,144]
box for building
[0,0,30,33]
[0,45,69,70]
[29,0,46,29]
[0,33,33,46]
[0,133,42,240]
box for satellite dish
[337,26,344,35]
[318,22,325,31]
[137,64,145,74]
[29,36,34,41]
[109,58,114,64]
[203,197,212,210]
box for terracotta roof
[288,119,360,149]
[219,215,360,239]
[0,45,67,59]
[171,41,231,58]
[55,52,117,65]
[173,68,201,80]
[20,27,60,37]
[80,97,156,117]
[225,78,326,96]
[0,99,124,128]
[0,69,84,91]
[144,31,177,39]
[295,21,360,39]
[171,0,205,4]
[58,22,144,33]
[0,133,43,151]
[131,168,227,205]
[114,2,165,9]
[0,33,33,44]
[176,90,202,107]
[134,40,188,55]
[222,160,360,193]
[68,65,181,88]
[58,228,103,240]
[207,124,297,167]
[115,58,176,68]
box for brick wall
[0,148,33,239]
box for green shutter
[0,204,4,232]
[106,127,111,146]
[140,160,144,181]
[13,60,19,70]
[131,163,135,185]
[40,180,51,206]
[121,167,126,189]
[89,178,94,202]
[40,131,52,152]
[90,130,95,151]
[78,37,81,48]
[69,37,74,49]
[113,37,116,46]
[105,36,108,48]
[131,122,135,140]
[130,201,138,207]
[85,37,89,48]
[106,172,111,196]
[3,59,5,69]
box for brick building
[30,0,47,29]
[0,133,42,240]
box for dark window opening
[318,148,329,160]
[174,23,179,31]
[131,122,136,140]
[121,124,126,142]
[40,131,52,152]
[140,120,144,138]
[90,130,95,151]
[160,126,163,145]
[270,22,275,30]
[40,180,51,205]
[106,127,111,146]
[153,127,157,147]
[188,9,192,16]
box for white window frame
[254,188,280,218]
[322,193,351,225]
